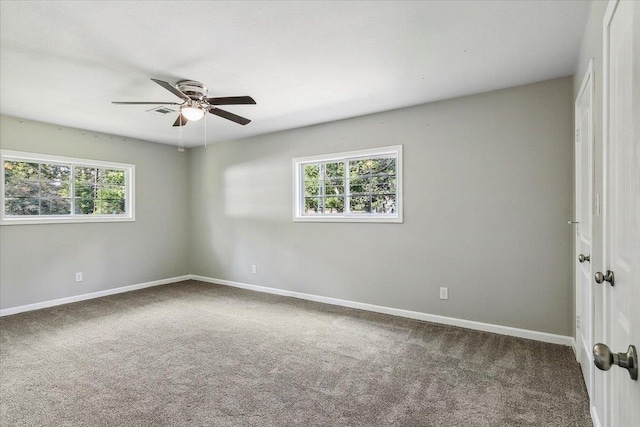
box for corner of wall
[187,147,194,275]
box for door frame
[601,1,620,425]
[574,56,595,401]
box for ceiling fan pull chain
[204,113,207,152]
[178,117,184,152]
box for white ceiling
[0,1,591,147]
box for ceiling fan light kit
[112,78,256,128]
[181,105,205,121]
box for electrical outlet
[439,287,448,300]
[75,272,83,282]
[251,265,257,274]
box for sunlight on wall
[223,161,286,220]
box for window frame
[1,150,135,225]
[293,145,403,223]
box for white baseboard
[190,275,574,347]
[1,274,575,347]
[0,275,191,317]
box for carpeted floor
[0,280,591,426]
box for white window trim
[292,145,403,223]
[1,150,135,225]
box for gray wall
[0,116,191,309]
[190,77,575,336]
[0,77,575,336]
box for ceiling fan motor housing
[176,80,208,101]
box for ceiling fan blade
[209,108,251,125]
[112,101,182,105]
[172,114,188,127]
[205,96,256,105]
[151,78,190,101]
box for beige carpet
[0,280,591,426]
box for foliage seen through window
[303,157,397,215]
[2,153,132,223]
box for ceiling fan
[113,78,256,126]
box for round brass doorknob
[578,254,590,263]
[595,270,615,286]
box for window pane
[324,162,344,180]
[370,158,395,176]
[75,198,97,215]
[101,198,125,215]
[40,164,70,181]
[41,180,71,198]
[5,179,39,197]
[324,196,344,213]
[97,185,125,201]
[41,198,71,215]
[74,166,100,216]
[325,183,344,196]
[304,179,321,197]
[349,176,371,195]
[5,198,39,215]
[304,197,322,214]
[74,182,96,199]
[371,176,396,194]
[4,161,39,181]
[349,159,371,177]
[101,169,125,185]
[372,195,396,214]
[350,195,371,214]
[325,177,343,186]
[75,166,98,182]
[304,164,320,180]
[304,164,322,198]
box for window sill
[0,216,135,226]
[293,215,402,223]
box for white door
[601,1,640,426]
[574,59,594,401]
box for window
[1,150,135,225]
[293,145,402,222]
